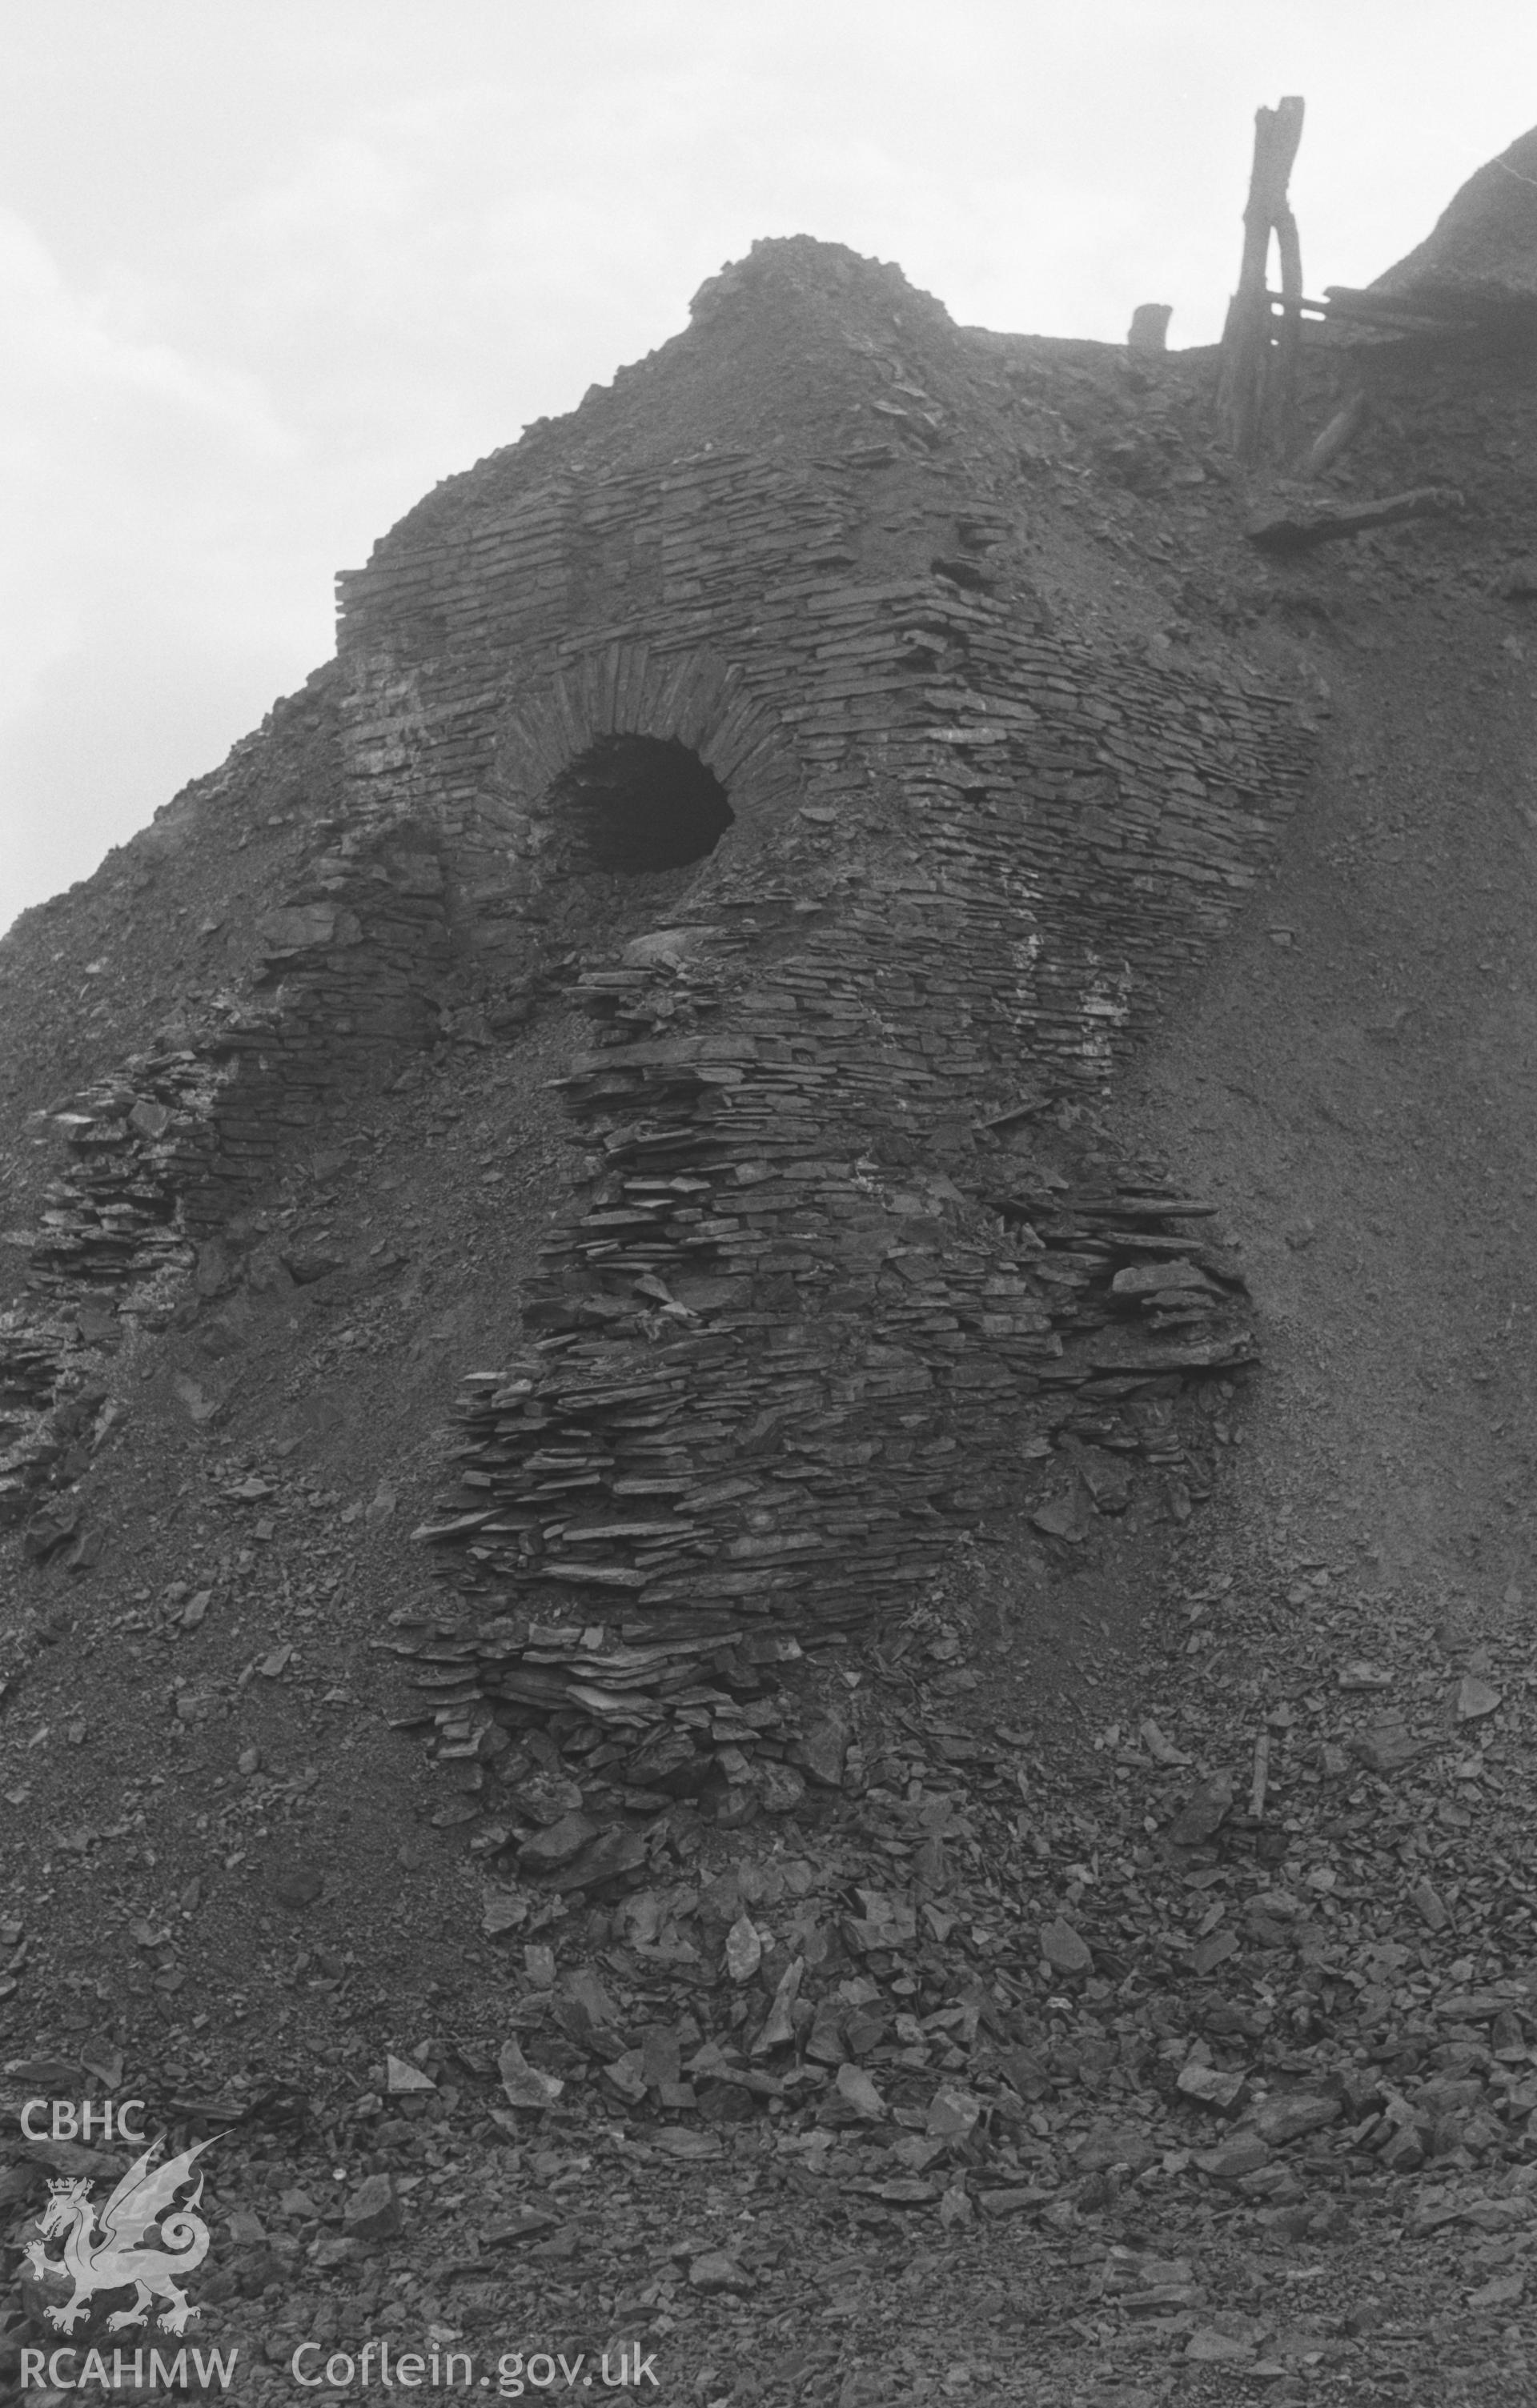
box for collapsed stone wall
[0,812,456,1528]
[5,246,1317,1652]
[333,441,1313,1778]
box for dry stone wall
[328,432,1313,1777]
[0,816,455,1529]
[5,247,1314,1666]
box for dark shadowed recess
[554,735,735,873]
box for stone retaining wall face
[0,820,455,1525]
[332,443,1311,1629]
[2,383,1313,1603]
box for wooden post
[1270,173,1305,453]
[1128,303,1173,355]
[1298,385,1368,481]
[1218,96,1306,463]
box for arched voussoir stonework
[493,643,805,845]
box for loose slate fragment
[78,2036,123,2089]
[484,2208,559,2247]
[1177,2062,1247,2113]
[1194,2135,1271,2180]
[1409,1880,1451,1930]
[1191,1925,1239,1975]
[516,1811,599,1872]
[1466,2271,1525,2311]
[544,1825,648,1891]
[1251,2090,1341,2144]
[1039,1916,1092,1974]
[1185,2328,1256,2364]
[1456,1673,1503,1722]
[651,2126,723,2161]
[603,2050,647,2105]
[497,2037,563,2110]
[834,2062,887,2121]
[1337,1660,1393,1691]
[925,2085,981,2140]
[1165,1779,1233,1846]
[483,1890,528,1937]
[977,2186,1053,2218]
[1140,1718,1191,1766]
[754,1759,808,1813]
[751,1957,803,2053]
[385,2054,435,2094]
[1032,1491,1089,1545]
[689,2252,753,2295]
[726,1913,764,1983]
[343,2174,403,2241]
[1073,2126,1160,2174]
[1350,1721,1425,1773]
[9,2056,83,2088]
[805,2001,847,2065]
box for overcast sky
[3,1,1533,937]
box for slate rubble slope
[4,214,1537,2403]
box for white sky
[2,0,1533,937]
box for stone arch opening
[554,735,734,873]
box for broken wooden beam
[1297,387,1369,483]
[1218,95,1306,463]
[1324,282,1537,338]
[1244,484,1463,554]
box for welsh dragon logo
[23,2134,214,2335]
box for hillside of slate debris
[6,251,1537,2406]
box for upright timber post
[1218,95,1306,463]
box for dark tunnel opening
[556,735,735,874]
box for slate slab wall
[4,284,1311,1607]
[325,439,1309,1629]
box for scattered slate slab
[1185,2326,1258,2363]
[497,2037,563,2110]
[484,2209,560,2246]
[385,2054,435,2094]
[1165,1779,1233,1845]
[925,2085,981,2140]
[1194,2135,1271,2181]
[834,2063,887,2122]
[1349,1723,1426,1773]
[1455,1674,1503,1722]
[1252,2091,1342,2145]
[482,1890,528,1937]
[977,2186,1053,2218]
[516,1811,599,1872]
[1073,2126,1160,2174]
[651,2127,723,2162]
[751,1957,804,2054]
[689,2251,754,2295]
[1177,2062,1248,2114]
[1409,1879,1451,1929]
[1191,1925,1240,1974]
[1337,1661,1393,1691]
[1140,1718,1191,1766]
[726,1913,764,1982]
[1040,1916,1092,1973]
[1466,2271,1525,2311]
[790,1714,847,1787]
[343,2174,403,2241]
